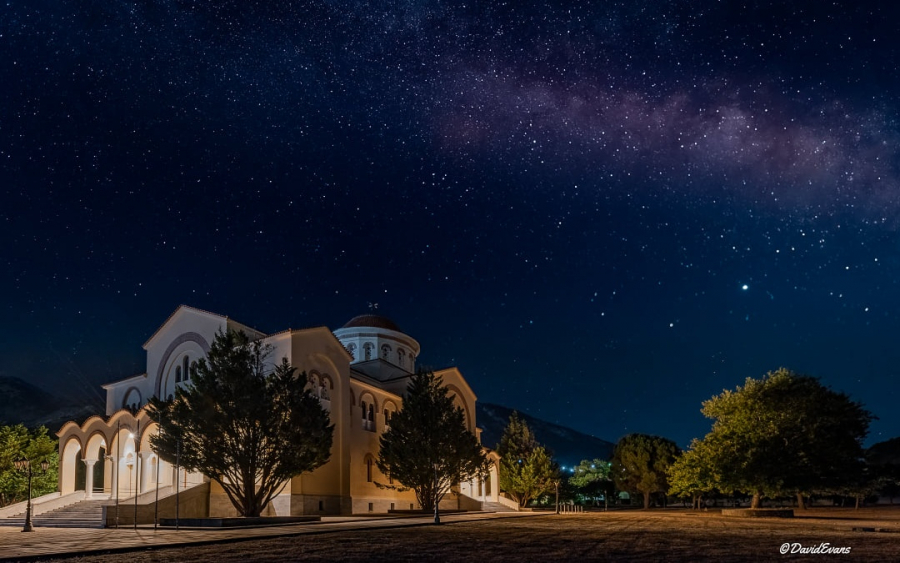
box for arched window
[175,365,182,383]
[367,403,375,431]
[381,344,392,360]
[397,348,406,367]
[183,356,190,381]
[363,343,374,361]
[361,401,367,422]
[347,343,357,360]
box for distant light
[742,284,749,291]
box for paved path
[0,511,541,562]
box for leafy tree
[695,368,873,509]
[570,458,615,509]
[148,329,333,517]
[611,433,680,509]
[377,370,488,512]
[0,425,58,507]
[497,412,559,507]
[668,439,716,509]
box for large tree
[147,329,333,517]
[377,370,488,512]
[611,433,680,509]
[497,412,558,507]
[570,458,615,509]
[0,424,57,507]
[695,368,874,509]
[667,439,716,509]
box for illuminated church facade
[56,305,502,521]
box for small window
[366,457,373,482]
[361,401,367,421]
[175,366,182,383]
[368,502,373,512]
[183,356,190,381]
[363,343,373,360]
[390,502,395,511]
[381,344,391,360]
[318,500,324,512]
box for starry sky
[2,1,899,448]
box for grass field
[46,507,900,562]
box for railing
[496,495,521,511]
[0,491,73,518]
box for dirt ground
[45,507,900,562]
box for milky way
[2,1,899,447]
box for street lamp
[14,458,50,532]
[555,480,560,514]
[432,462,441,525]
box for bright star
[742,284,749,291]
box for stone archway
[60,438,83,495]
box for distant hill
[476,402,614,467]
[0,377,97,430]
[0,377,614,464]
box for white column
[108,456,118,496]
[82,459,97,498]
[139,452,154,492]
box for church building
[56,305,503,522]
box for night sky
[2,1,899,448]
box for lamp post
[14,458,49,532]
[555,480,560,514]
[432,462,440,525]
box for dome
[341,314,402,332]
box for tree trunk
[643,491,650,509]
[750,493,761,509]
[855,495,861,510]
[796,493,806,510]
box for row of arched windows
[346,342,415,368]
[359,398,396,433]
[175,355,192,383]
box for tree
[668,439,716,509]
[0,425,58,507]
[377,370,488,512]
[611,433,680,509]
[496,412,559,507]
[695,368,874,509]
[147,329,333,517]
[570,458,615,509]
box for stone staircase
[482,500,519,512]
[0,498,109,529]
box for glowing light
[742,284,749,290]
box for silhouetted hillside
[0,376,97,430]
[477,402,614,467]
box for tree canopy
[683,368,874,508]
[496,412,558,507]
[569,458,615,508]
[667,439,716,509]
[0,424,57,507]
[611,433,679,509]
[147,329,333,517]
[377,370,488,512]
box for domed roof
[341,314,402,332]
